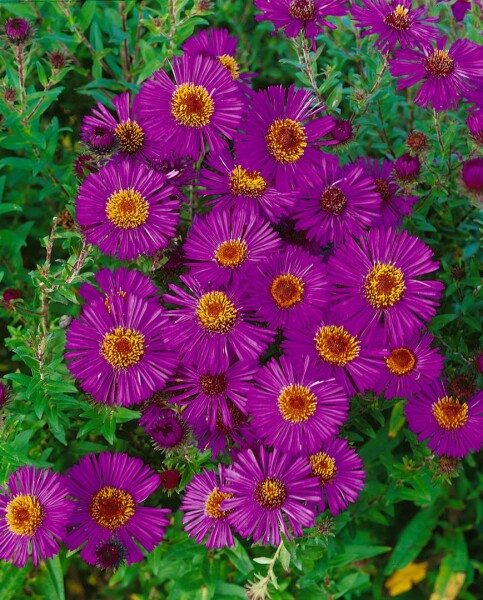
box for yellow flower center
[266,118,307,164]
[6,494,45,536]
[89,486,135,530]
[314,325,360,366]
[255,478,287,509]
[115,120,145,154]
[204,488,233,519]
[364,263,406,309]
[171,83,214,128]
[270,274,305,309]
[229,165,268,198]
[288,0,316,20]
[320,186,347,213]
[383,4,410,30]
[101,327,145,369]
[278,384,317,423]
[385,347,416,375]
[217,54,239,79]
[309,452,337,485]
[196,291,237,333]
[105,188,149,229]
[432,396,468,431]
[214,239,248,269]
[425,50,455,77]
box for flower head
[394,152,421,183]
[0,466,72,567]
[4,17,31,44]
[461,158,483,193]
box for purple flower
[199,149,296,221]
[65,452,170,566]
[65,294,177,406]
[394,152,421,182]
[356,156,417,227]
[389,37,483,112]
[405,383,483,458]
[76,158,180,260]
[328,228,444,340]
[169,360,256,431]
[164,275,275,372]
[79,268,159,306]
[283,313,384,395]
[308,438,365,515]
[329,118,354,146]
[292,160,381,246]
[249,356,348,453]
[441,0,482,22]
[183,206,281,287]
[352,0,439,54]
[461,158,483,192]
[254,0,348,48]
[245,245,331,330]
[223,447,320,545]
[235,85,335,191]
[136,54,245,158]
[4,17,31,44]
[374,331,444,399]
[467,110,483,146]
[181,465,235,548]
[146,409,189,451]
[0,465,72,567]
[81,125,116,155]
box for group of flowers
[1,0,482,572]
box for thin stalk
[16,45,26,106]
[433,109,445,156]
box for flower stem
[433,109,445,157]
[15,45,26,106]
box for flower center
[255,478,288,510]
[115,120,145,154]
[385,347,416,375]
[214,239,248,269]
[320,186,347,213]
[217,54,240,79]
[314,325,360,366]
[266,118,307,164]
[95,539,127,570]
[383,4,410,30]
[196,291,238,333]
[364,263,406,309]
[105,188,149,229]
[171,83,214,128]
[288,0,316,20]
[278,384,317,423]
[374,178,391,203]
[101,327,145,369]
[432,396,469,431]
[270,274,305,309]
[6,494,45,536]
[89,486,135,530]
[204,488,234,519]
[200,372,228,396]
[309,452,337,485]
[425,50,455,77]
[229,165,268,198]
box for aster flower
[254,0,348,49]
[292,160,381,246]
[249,356,348,453]
[183,206,281,287]
[235,85,335,192]
[467,110,483,146]
[308,437,365,515]
[79,267,159,306]
[389,37,483,112]
[461,158,483,194]
[136,54,244,158]
[374,331,444,399]
[65,294,177,406]
[65,452,171,566]
[0,465,72,567]
[181,465,235,548]
[356,156,417,227]
[328,227,444,340]
[199,149,296,221]
[169,360,256,431]
[245,245,331,330]
[4,17,31,45]
[405,130,429,154]
[81,124,116,156]
[223,447,320,545]
[393,152,421,183]
[440,0,481,22]
[164,275,275,372]
[76,158,180,260]
[405,383,483,458]
[146,409,190,452]
[283,312,384,395]
[351,0,438,54]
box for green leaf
[79,0,97,31]
[279,544,291,571]
[45,555,65,600]
[253,557,273,565]
[430,314,458,331]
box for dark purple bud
[467,111,483,146]
[462,158,483,192]
[2,288,21,309]
[330,119,353,143]
[95,538,127,570]
[4,17,31,44]
[159,469,181,489]
[394,152,421,182]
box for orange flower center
[255,478,287,509]
[314,325,360,366]
[266,118,307,164]
[89,486,135,530]
[171,83,214,128]
[278,384,317,423]
[6,494,45,536]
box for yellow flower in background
[385,562,428,596]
